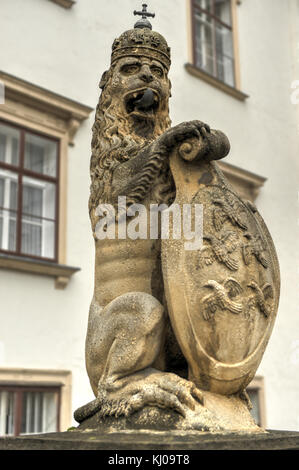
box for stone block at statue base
[0,429,299,450]
[75,397,261,434]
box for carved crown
[111,28,171,70]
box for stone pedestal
[1,429,299,450]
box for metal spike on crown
[134,3,155,30]
[110,4,171,69]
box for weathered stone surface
[76,395,261,434]
[1,430,299,451]
[75,10,280,434]
[162,140,280,396]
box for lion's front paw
[98,370,204,418]
[130,374,204,417]
[159,120,211,151]
[190,120,211,137]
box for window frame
[187,0,248,100]
[0,384,61,437]
[0,119,60,263]
[0,368,72,434]
[0,70,93,287]
[247,376,266,428]
[191,0,235,87]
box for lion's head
[89,52,172,212]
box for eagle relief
[74,6,280,433]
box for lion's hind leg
[75,292,203,423]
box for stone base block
[1,429,299,450]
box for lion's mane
[89,66,173,215]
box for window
[246,376,266,428]
[0,385,60,436]
[0,70,92,287]
[191,0,235,87]
[0,368,72,434]
[247,388,262,426]
[0,121,59,261]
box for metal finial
[133,3,155,30]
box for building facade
[0,0,298,434]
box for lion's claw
[128,384,186,417]
[96,370,205,419]
[156,120,212,152]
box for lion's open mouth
[125,88,160,117]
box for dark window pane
[21,391,58,435]
[0,171,18,252]
[215,23,235,86]
[11,137,19,166]
[195,0,213,14]
[0,180,3,249]
[21,392,43,434]
[215,23,234,59]
[9,180,18,211]
[21,216,55,259]
[25,142,44,174]
[215,0,232,26]
[22,178,56,220]
[0,170,18,211]
[0,210,17,252]
[193,0,235,86]
[0,178,4,207]
[42,220,56,259]
[24,133,57,177]
[21,177,56,259]
[247,389,261,426]
[23,184,43,218]
[216,55,235,87]
[0,391,15,436]
[194,12,215,76]
[21,218,42,257]
[0,217,2,248]
[0,123,20,166]
[8,216,17,251]
[0,134,6,163]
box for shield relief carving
[162,137,280,395]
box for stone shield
[162,139,280,395]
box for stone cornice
[0,70,93,145]
[0,70,92,121]
[218,161,266,201]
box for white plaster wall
[0,0,298,430]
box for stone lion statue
[75,25,216,424]
[85,26,212,419]
[74,21,279,433]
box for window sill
[185,63,249,102]
[0,253,80,289]
[49,0,76,9]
